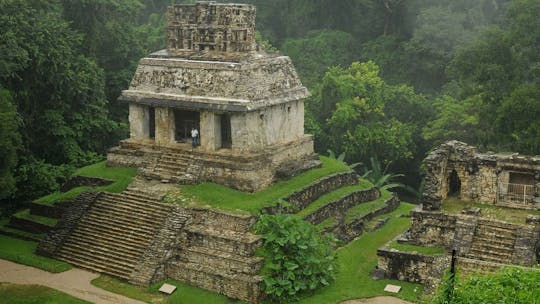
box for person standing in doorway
[191,127,199,148]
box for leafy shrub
[254,214,336,302]
[430,267,540,304]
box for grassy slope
[297,203,423,304]
[0,235,71,273]
[36,161,137,206]
[344,191,392,224]
[12,209,58,227]
[0,283,91,304]
[175,156,350,214]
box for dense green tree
[309,61,430,172]
[0,90,21,200]
[282,30,360,88]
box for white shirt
[191,129,199,138]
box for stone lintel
[119,88,309,112]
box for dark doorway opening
[149,107,155,139]
[220,114,232,148]
[448,170,461,197]
[174,109,200,143]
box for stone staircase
[141,150,200,183]
[466,219,517,264]
[167,209,264,303]
[54,188,173,280]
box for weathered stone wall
[155,107,175,145]
[37,191,101,257]
[405,210,457,248]
[421,141,540,210]
[129,103,150,141]
[377,248,449,284]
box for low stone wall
[8,217,53,234]
[286,172,359,210]
[304,187,380,225]
[377,247,450,284]
[37,191,101,257]
[338,195,400,242]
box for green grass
[442,198,540,224]
[295,179,373,218]
[91,276,245,304]
[12,209,58,227]
[344,191,393,224]
[36,161,137,206]
[0,283,91,304]
[388,242,447,255]
[296,203,423,304]
[0,234,71,273]
[170,157,350,214]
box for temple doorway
[174,109,200,143]
[220,114,232,148]
[149,107,155,139]
[448,170,461,197]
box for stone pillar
[200,111,220,151]
[129,103,150,141]
[155,107,175,145]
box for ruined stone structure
[377,141,540,290]
[422,140,540,210]
[108,1,317,192]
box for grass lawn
[35,161,137,206]
[388,242,447,256]
[12,209,58,227]
[0,235,71,273]
[171,156,351,214]
[0,283,91,304]
[295,179,373,218]
[91,276,244,304]
[442,198,540,224]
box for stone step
[82,211,161,233]
[100,193,168,209]
[55,251,132,280]
[70,229,148,252]
[475,228,516,240]
[93,200,169,221]
[470,241,515,255]
[120,190,167,202]
[181,246,264,275]
[76,220,153,244]
[186,225,262,257]
[456,258,505,276]
[467,249,513,263]
[79,214,158,238]
[65,232,146,257]
[188,208,256,232]
[471,234,516,247]
[477,219,519,231]
[156,159,189,169]
[89,202,167,226]
[60,240,141,266]
[167,261,263,304]
[57,245,135,273]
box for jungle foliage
[1,0,540,210]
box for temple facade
[108,1,318,191]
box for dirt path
[0,259,145,304]
[341,296,414,304]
